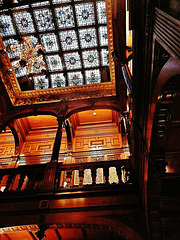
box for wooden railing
[0,159,132,194]
[55,159,132,190]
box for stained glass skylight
[0,0,111,91]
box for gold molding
[0,0,116,106]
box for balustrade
[56,159,132,190]
[0,159,132,194]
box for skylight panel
[67,71,83,86]
[34,75,49,90]
[12,62,27,78]
[79,28,97,49]
[96,1,107,24]
[75,3,95,27]
[98,26,108,46]
[85,69,101,84]
[4,38,20,58]
[82,50,99,68]
[64,52,81,70]
[50,73,66,88]
[55,6,75,29]
[52,0,71,3]
[101,48,109,66]
[59,30,79,51]
[45,54,63,72]
[32,1,50,7]
[40,33,59,53]
[13,11,35,34]
[33,8,55,32]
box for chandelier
[10,36,46,75]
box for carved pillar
[51,116,64,162]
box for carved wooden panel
[0,144,15,157]
[73,134,122,152]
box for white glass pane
[50,73,66,88]
[13,11,35,34]
[82,50,99,68]
[34,75,49,90]
[101,48,109,66]
[55,6,75,29]
[96,1,107,24]
[64,52,81,70]
[85,69,101,84]
[79,28,97,49]
[40,33,59,52]
[46,55,63,72]
[4,38,20,58]
[32,1,50,7]
[99,26,108,46]
[67,71,83,86]
[12,62,27,78]
[75,3,95,27]
[0,15,16,37]
[52,0,71,3]
[33,8,54,32]
[59,30,78,51]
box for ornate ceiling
[0,0,117,106]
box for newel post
[42,116,64,191]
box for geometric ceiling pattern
[0,0,110,91]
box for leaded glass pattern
[55,6,74,29]
[64,52,81,70]
[34,75,49,90]
[50,73,66,88]
[13,11,35,34]
[46,55,63,72]
[96,1,107,24]
[79,28,97,49]
[75,3,95,27]
[67,71,83,86]
[31,1,50,7]
[99,26,108,46]
[59,30,78,51]
[0,15,16,37]
[85,69,101,84]
[4,39,20,58]
[40,33,59,53]
[52,0,71,3]
[82,50,99,68]
[101,48,109,66]
[12,61,27,78]
[33,8,54,32]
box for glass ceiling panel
[82,50,99,68]
[50,73,66,88]
[59,30,79,51]
[34,75,49,90]
[64,52,81,70]
[79,28,97,49]
[13,11,35,34]
[0,0,111,91]
[55,6,75,29]
[75,3,95,27]
[40,33,59,52]
[0,15,16,37]
[85,69,101,84]
[33,8,55,32]
[45,54,63,72]
[67,71,84,86]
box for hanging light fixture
[10,36,46,74]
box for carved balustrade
[0,159,132,194]
[55,159,132,190]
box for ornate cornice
[0,0,116,106]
